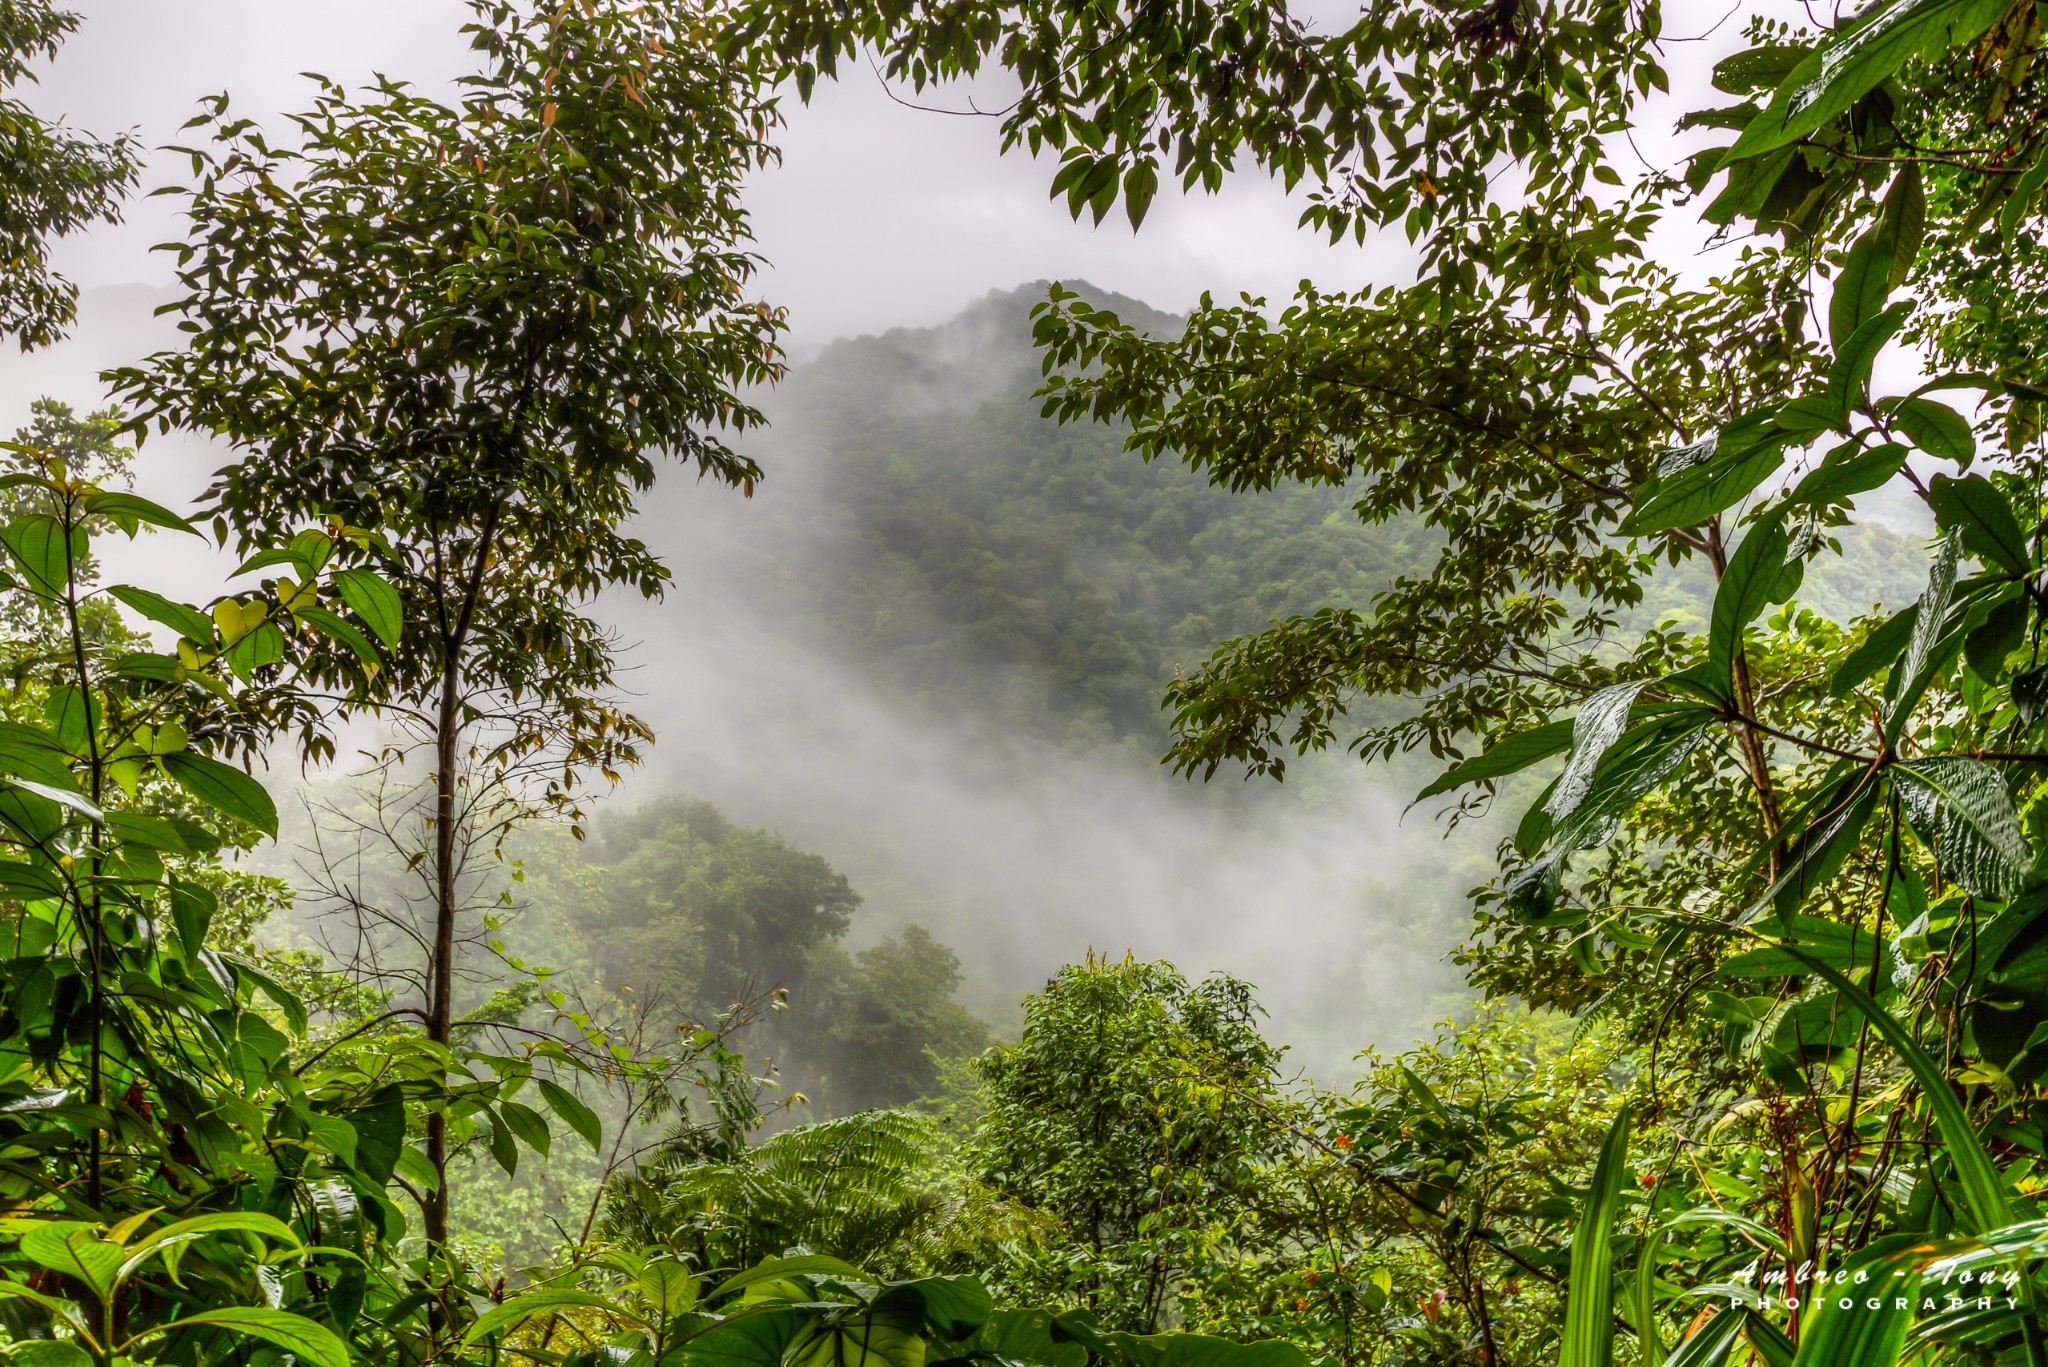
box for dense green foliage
[734,2,2048,1366]
[718,286,1410,752]
[28,2,2048,1367]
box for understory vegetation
[10,1,2048,1367]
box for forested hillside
[721,285,1419,752]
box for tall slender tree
[1,0,136,350]
[113,0,785,1256]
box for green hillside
[731,285,1420,755]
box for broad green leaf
[107,585,215,643]
[1548,681,1653,824]
[21,1225,121,1301]
[1829,228,1895,348]
[1831,604,1916,696]
[334,568,402,648]
[0,1280,89,1338]
[639,1257,698,1315]
[876,1275,994,1341]
[496,1098,551,1156]
[161,752,277,837]
[5,775,101,823]
[0,721,87,788]
[1791,442,1906,507]
[712,1255,867,1300]
[675,1306,806,1367]
[1561,1106,1631,1367]
[1708,508,1792,695]
[2,516,80,596]
[7,1340,92,1367]
[1893,396,1975,464]
[1721,915,1890,977]
[1414,718,1576,800]
[81,491,198,536]
[1928,473,2030,576]
[1721,0,2010,163]
[1878,162,1925,290]
[223,953,309,1034]
[536,1078,603,1151]
[1887,535,1960,741]
[1628,421,1788,535]
[2001,152,2048,242]
[461,1288,641,1345]
[295,604,380,667]
[786,1318,925,1367]
[1826,306,1910,412]
[1892,757,2033,901]
[122,1212,300,1279]
[150,1307,349,1367]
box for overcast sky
[24,0,1743,349]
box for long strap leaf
[1563,1106,1632,1367]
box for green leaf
[1878,162,1925,290]
[1887,535,1960,740]
[81,492,199,536]
[1786,1240,1922,1367]
[675,1306,806,1367]
[1708,508,1792,695]
[1829,228,1895,348]
[2000,152,2048,243]
[21,1224,120,1302]
[1722,915,1890,977]
[4,776,101,823]
[106,585,215,643]
[7,1340,92,1367]
[1547,682,1653,825]
[334,568,402,648]
[1414,719,1576,800]
[535,1078,602,1152]
[222,953,309,1034]
[1892,757,2033,901]
[1665,1306,1745,1367]
[150,1307,350,1367]
[1561,1106,1631,1367]
[0,1281,88,1338]
[161,752,278,837]
[1628,422,1788,535]
[1892,396,1976,464]
[1832,604,1917,696]
[295,605,380,667]
[638,1257,698,1315]
[1826,306,1911,412]
[1928,473,2031,576]
[461,1289,644,1345]
[888,1276,995,1342]
[484,1109,519,1175]
[712,1255,867,1301]
[122,1212,300,1280]
[1743,1311,1796,1367]
[1721,0,2011,164]
[1791,442,1907,507]
[2,516,80,596]
[496,1099,551,1156]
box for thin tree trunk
[424,650,461,1250]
